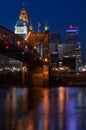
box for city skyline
[0,0,86,62]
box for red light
[68,25,78,29]
[34,57,36,61]
[5,45,9,49]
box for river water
[0,84,86,130]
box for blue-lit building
[66,25,78,44]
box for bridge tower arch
[27,24,50,87]
[27,23,50,65]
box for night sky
[0,0,86,62]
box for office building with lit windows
[57,25,82,71]
[58,43,82,70]
[50,33,61,66]
[66,25,78,44]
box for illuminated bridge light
[25,45,28,49]
[39,56,43,60]
[5,45,10,49]
[20,51,25,55]
[44,58,48,62]
[34,46,36,49]
[34,57,37,61]
[17,41,21,45]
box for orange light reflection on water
[58,87,65,130]
[43,90,50,130]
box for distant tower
[44,23,49,32]
[14,8,28,39]
[66,25,78,44]
[19,8,28,25]
[29,23,33,32]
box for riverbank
[50,71,86,86]
[0,71,26,85]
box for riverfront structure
[66,25,78,44]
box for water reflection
[0,86,86,130]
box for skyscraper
[66,25,78,44]
[19,8,28,24]
[14,8,28,39]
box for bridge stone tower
[27,24,50,87]
[27,24,50,64]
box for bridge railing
[0,25,27,49]
[0,25,40,54]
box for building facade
[58,43,82,70]
[50,33,61,67]
[66,25,78,44]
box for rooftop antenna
[44,21,49,31]
[38,22,41,32]
[22,0,25,8]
